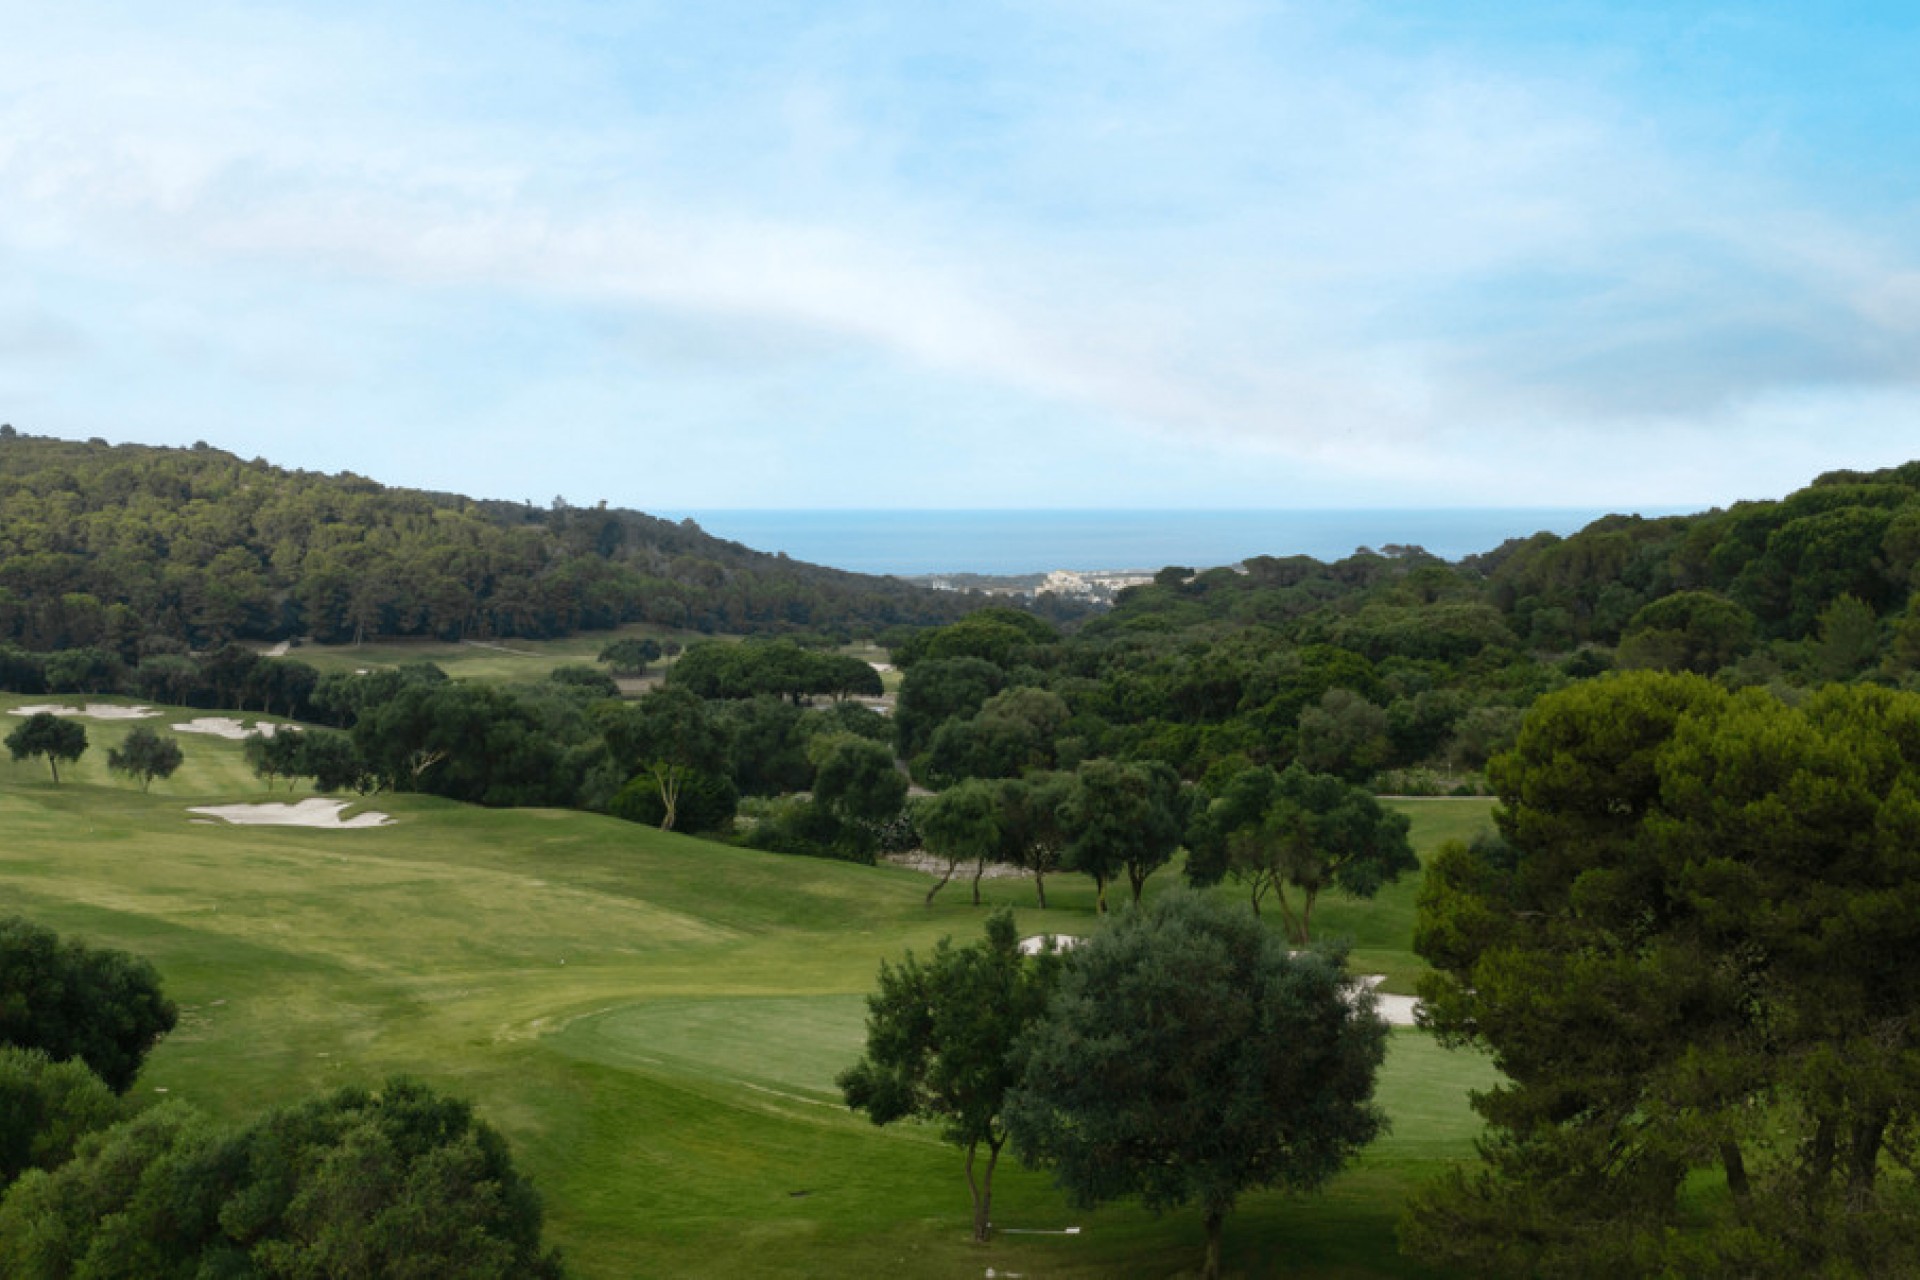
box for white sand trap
[1020,934,1082,955]
[187,799,393,829]
[10,703,160,720]
[1350,975,1420,1027]
[172,717,293,741]
[1373,993,1420,1027]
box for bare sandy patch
[186,799,394,829]
[1350,975,1419,1027]
[9,703,161,721]
[1019,934,1081,955]
[172,717,293,741]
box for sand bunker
[1372,993,1419,1027]
[172,717,293,741]
[187,799,393,829]
[9,703,160,721]
[1019,934,1082,955]
[1350,975,1419,1027]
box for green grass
[0,700,1499,1278]
[285,624,707,683]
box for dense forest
[0,428,1002,650]
[9,433,1920,849]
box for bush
[609,769,738,834]
[0,917,176,1093]
[0,1078,566,1279]
[0,1048,122,1192]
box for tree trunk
[1128,864,1147,905]
[972,858,986,906]
[47,756,59,784]
[1203,1207,1224,1280]
[1850,1109,1889,1201]
[655,767,680,831]
[1033,871,1047,909]
[1807,1115,1837,1193]
[1095,874,1108,914]
[925,858,957,906]
[1300,888,1318,946]
[1273,886,1304,946]
[1721,1138,1751,1213]
[965,1135,1005,1243]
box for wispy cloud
[4,1,1920,506]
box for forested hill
[1018,460,1920,786]
[0,429,988,649]
[1098,459,1920,659]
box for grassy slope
[1,693,1498,1278]
[287,624,703,683]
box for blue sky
[4,2,1920,510]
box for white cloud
[3,1,1919,506]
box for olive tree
[5,713,86,784]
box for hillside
[0,428,988,650]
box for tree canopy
[104,725,184,792]
[838,909,1056,1242]
[1064,758,1186,911]
[1186,763,1416,943]
[4,713,85,784]
[1007,892,1389,1280]
[0,1077,566,1279]
[0,916,177,1094]
[1411,671,1920,1276]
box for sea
[655,508,1664,578]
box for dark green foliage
[609,769,737,834]
[0,1078,565,1279]
[1007,892,1389,1280]
[595,688,727,831]
[718,696,815,796]
[741,794,854,862]
[810,736,908,861]
[597,636,661,675]
[912,779,1002,907]
[0,1048,122,1193]
[1616,590,1757,674]
[40,647,123,695]
[0,916,177,1093]
[0,431,984,651]
[354,683,568,808]
[666,639,883,702]
[1186,763,1416,942]
[4,712,85,784]
[292,728,370,793]
[1065,758,1186,911]
[893,657,1003,759]
[888,607,1057,671]
[993,772,1077,909]
[923,686,1071,785]
[1294,687,1392,781]
[105,724,184,791]
[1409,672,1920,1276]
[245,728,307,791]
[838,909,1056,1242]
[548,664,620,699]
